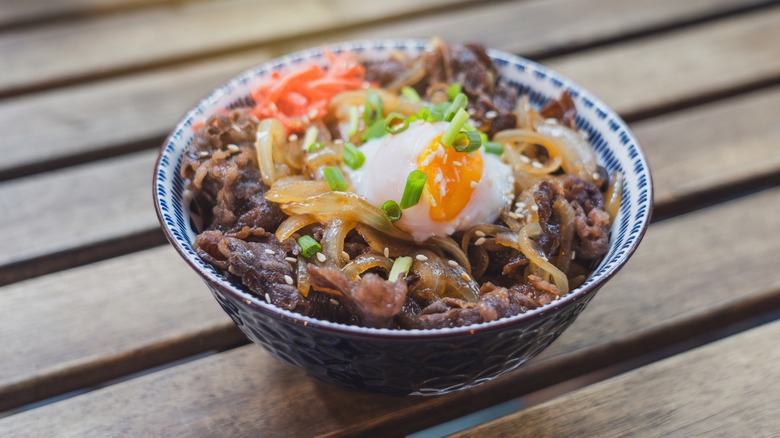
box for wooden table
[1,0,779,436]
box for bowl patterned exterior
[154,39,652,395]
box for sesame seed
[283,275,294,285]
[467,108,476,115]
[532,161,543,169]
[544,118,558,125]
[531,205,539,212]
[316,252,327,263]
[571,251,577,260]
[198,151,209,157]
[384,247,390,257]
[475,230,486,237]
[416,254,428,261]
[526,214,533,222]
[264,249,275,255]
[516,202,526,209]
[461,272,471,282]
[592,172,601,181]
[303,321,308,326]
[227,144,240,153]
[507,211,521,219]
[470,181,478,188]
[448,260,459,268]
[330,298,340,306]
[285,257,297,263]
[265,293,271,303]
[519,155,531,163]
[474,237,486,246]
[485,110,498,119]
[452,161,462,167]
[232,124,242,132]
[288,133,298,142]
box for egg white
[346,121,514,242]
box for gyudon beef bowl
[154,39,652,395]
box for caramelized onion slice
[342,253,394,281]
[321,219,356,269]
[275,214,317,242]
[604,171,623,226]
[265,178,331,203]
[254,118,286,186]
[495,222,569,294]
[280,191,413,242]
[552,197,576,275]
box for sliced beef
[307,265,407,329]
[400,298,481,329]
[194,230,307,312]
[534,180,562,256]
[182,109,285,234]
[540,92,578,130]
[561,175,610,259]
[478,283,539,322]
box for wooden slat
[2,186,779,434]
[0,246,241,412]
[0,0,176,30]
[0,150,158,284]
[633,86,780,209]
[2,1,779,182]
[0,0,478,96]
[455,320,780,437]
[0,49,269,180]
[546,7,780,119]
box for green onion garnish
[381,200,402,222]
[444,93,468,122]
[361,119,386,141]
[426,109,445,123]
[441,108,470,147]
[363,89,384,124]
[306,142,323,152]
[401,86,421,102]
[453,131,482,153]
[323,166,348,191]
[297,235,321,259]
[447,83,462,100]
[303,126,318,151]
[347,106,360,137]
[385,112,410,135]
[400,170,427,209]
[342,142,365,170]
[484,141,504,155]
[388,256,413,282]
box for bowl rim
[153,38,653,340]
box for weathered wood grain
[0,246,242,412]
[0,0,479,96]
[546,7,780,119]
[0,0,183,30]
[0,49,269,180]
[2,186,779,434]
[455,320,780,437]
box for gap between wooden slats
[453,319,780,437]
[1,187,780,434]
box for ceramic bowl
[153,39,652,395]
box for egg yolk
[417,135,484,221]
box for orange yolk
[417,135,484,222]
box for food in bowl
[180,39,621,330]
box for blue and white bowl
[153,39,653,395]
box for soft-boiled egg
[346,121,514,242]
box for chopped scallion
[297,235,321,259]
[323,166,348,191]
[484,141,504,155]
[426,109,444,123]
[401,86,421,102]
[447,83,462,100]
[360,119,386,141]
[400,170,427,209]
[306,141,323,152]
[452,131,482,153]
[363,89,384,124]
[444,93,468,122]
[385,112,410,134]
[381,200,402,222]
[388,256,413,282]
[342,142,365,169]
[347,106,360,137]
[441,108,470,147]
[302,126,318,151]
